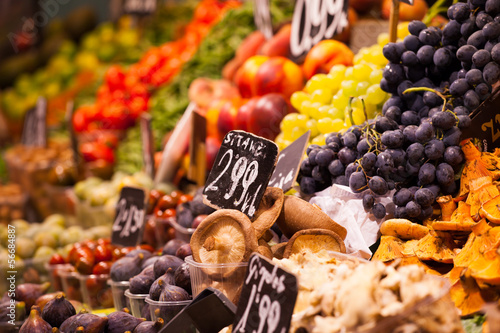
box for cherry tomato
[80,142,115,163]
[105,65,126,91]
[49,253,66,265]
[72,109,88,132]
[156,195,176,210]
[178,194,194,204]
[92,261,113,275]
[94,244,113,263]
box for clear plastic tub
[145,297,191,324]
[154,217,176,246]
[77,273,114,310]
[109,280,130,311]
[59,269,83,302]
[169,218,195,243]
[125,289,149,319]
[46,263,73,293]
[185,255,248,304]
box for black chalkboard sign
[123,0,156,16]
[21,97,47,147]
[269,130,310,192]
[289,0,349,61]
[203,130,279,218]
[232,254,298,333]
[254,0,273,40]
[461,88,500,152]
[111,187,146,247]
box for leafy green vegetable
[461,315,486,333]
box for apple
[381,0,428,21]
[235,97,259,131]
[302,40,354,79]
[248,93,290,140]
[254,57,305,99]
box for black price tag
[254,0,273,40]
[461,88,500,152]
[232,254,298,333]
[21,97,47,147]
[112,187,146,247]
[123,0,156,16]
[268,130,310,192]
[140,113,155,179]
[290,0,349,61]
[203,130,279,218]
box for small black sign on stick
[461,88,500,152]
[203,131,279,219]
[123,0,157,16]
[269,130,310,192]
[22,97,47,147]
[254,0,273,40]
[111,187,146,247]
[289,0,349,61]
[232,254,298,333]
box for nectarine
[381,0,428,21]
[302,40,354,79]
[234,55,269,98]
[254,57,305,98]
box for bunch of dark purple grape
[298,0,500,223]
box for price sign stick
[154,102,196,186]
[65,100,83,181]
[140,113,156,179]
[389,0,400,43]
[36,97,48,148]
[187,111,207,187]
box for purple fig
[129,266,156,294]
[159,285,190,302]
[149,272,175,301]
[162,239,186,256]
[15,282,51,310]
[59,310,107,333]
[174,263,191,295]
[107,311,145,333]
[153,255,183,279]
[175,244,192,260]
[111,254,145,282]
[0,300,25,322]
[133,318,164,333]
[42,292,76,328]
[141,256,161,270]
[125,249,153,260]
[19,307,52,333]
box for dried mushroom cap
[414,231,456,264]
[372,236,405,262]
[277,196,347,240]
[466,176,500,220]
[271,242,287,260]
[480,197,500,224]
[450,269,485,316]
[433,201,477,232]
[283,228,345,258]
[436,195,457,221]
[251,187,284,239]
[380,219,429,240]
[190,209,258,268]
[257,238,273,259]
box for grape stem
[402,87,449,112]
[422,0,449,26]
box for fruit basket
[185,255,248,305]
[125,289,149,319]
[109,280,130,311]
[77,273,114,310]
[145,296,191,325]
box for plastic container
[77,273,114,310]
[169,218,195,242]
[109,280,130,312]
[154,217,176,246]
[145,297,191,324]
[125,289,149,319]
[185,256,248,304]
[59,269,83,302]
[46,263,73,293]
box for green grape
[329,64,346,77]
[296,114,309,123]
[353,64,373,81]
[355,81,370,95]
[305,119,319,137]
[299,100,313,116]
[327,106,344,120]
[305,74,330,94]
[311,134,326,146]
[366,84,387,105]
[344,67,355,80]
[350,107,366,125]
[332,92,349,111]
[317,105,332,119]
[291,127,306,140]
[291,91,310,110]
[341,80,357,96]
[377,33,389,47]
[311,89,333,105]
[280,113,297,132]
[369,69,383,85]
[307,102,323,120]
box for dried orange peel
[282,228,346,258]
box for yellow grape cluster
[275,24,411,150]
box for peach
[254,57,305,99]
[235,97,259,131]
[259,24,292,57]
[381,0,428,21]
[302,40,354,80]
[216,98,244,140]
[234,55,269,98]
[248,93,290,140]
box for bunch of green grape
[275,26,411,150]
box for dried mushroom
[380,219,429,240]
[414,231,456,264]
[372,236,405,262]
[283,229,345,258]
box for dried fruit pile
[373,139,500,316]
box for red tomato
[49,253,66,265]
[80,142,115,163]
[92,261,113,275]
[105,65,126,91]
[72,109,88,132]
[178,194,194,204]
[97,132,119,149]
[136,244,155,253]
[94,244,113,263]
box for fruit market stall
[1,0,500,332]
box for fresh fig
[0,300,25,322]
[141,256,161,270]
[42,292,76,328]
[111,254,145,282]
[15,282,51,310]
[174,263,192,294]
[159,285,191,302]
[175,244,192,260]
[190,192,215,216]
[129,266,156,294]
[133,318,164,333]
[153,255,183,279]
[35,292,59,311]
[141,302,151,321]
[149,272,175,301]
[161,240,186,256]
[19,307,52,333]
[176,203,194,228]
[125,249,153,261]
[59,311,108,333]
[107,311,145,333]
